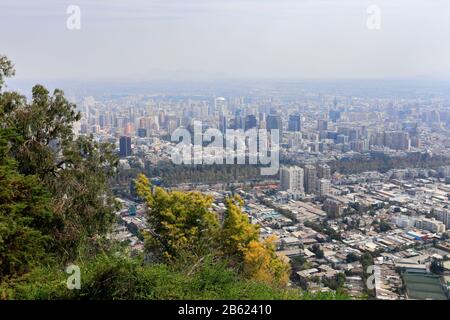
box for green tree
[430,258,444,275]
[379,220,391,232]
[310,244,324,259]
[0,55,119,263]
[0,130,55,279]
[346,252,359,263]
[0,56,14,91]
[135,174,220,262]
[221,195,259,259]
[242,235,291,286]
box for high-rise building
[318,179,331,197]
[434,209,450,228]
[350,139,369,153]
[317,163,331,180]
[348,128,360,142]
[288,114,301,132]
[91,125,100,134]
[137,128,147,138]
[219,115,228,133]
[323,197,343,218]
[304,165,317,194]
[288,132,303,148]
[415,217,446,233]
[384,131,411,151]
[245,114,257,130]
[317,119,328,131]
[280,166,304,192]
[119,136,132,158]
[215,97,228,116]
[266,114,283,137]
[336,134,348,144]
[329,109,341,122]
[232,116,245,130]
[99,114,105,128]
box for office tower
[139,117,148,130]
[215,97,228,116]
[317,163,331,180]
[258,112,265,122]
[384,131,411,151]
[259,119,267,129]
[327,131,338,140]
[336,134,348,144]
[245,114,257,130]
[288,114,301,132]
[289,131,303,148]
[99,114,105,128]
[137,128,147,138]
[266,114,283,137]
[410,136,420,148]
[318,179,331,197]
[232,116,245,130]
[304,165,317,194]
[317,119,328,131]
[350,139,369,152]
[329,109,341,122]
[280,166,304,192]
[91,125,100,134]
[219,115,228,133]
[167,119,178,133]
[123,122,135,136]
[119,136,132,158]
[348,128,360,142]
[158,111,166,129]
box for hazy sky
[1,0,450,81]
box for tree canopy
[136,174,290,286]
[0,55,119,278]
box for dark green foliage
[0,136,56,278]
[304,220,342,241]
[310,244,324,259]
[378,220,392,232]
[322,273,346,291]
[0,56,14,91]
[346,252,359,263]
[360,252,375,297]
[430,259,444,275]
[290,255,308,271]
[0,55,119,264]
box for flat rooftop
[403,273,448,300]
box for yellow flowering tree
[221,195,259,258]
[136,175,290,286]
[243,236,291,286]
[135,174,220,262]
[221,195,290,286]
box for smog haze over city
[0,0,450,309]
